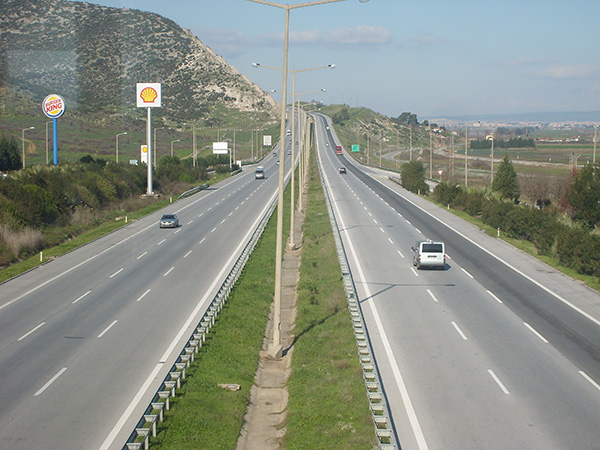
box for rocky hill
[0,0,278,122]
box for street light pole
[153,127,165,167]
[116,132,127,163]
[247,0,369,359]
[45,121,52,164]
[22,126,35,169]
[593,124,598,164]
[170,139,180,157]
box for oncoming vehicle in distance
[255,166,265,179]
[159,214,179,228]
[412,240,446,269]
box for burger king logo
[42,94,66,119]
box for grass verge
[149,182,290,449]
[283,155,377,449]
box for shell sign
[42,94,66,119]
[136,83,161,108]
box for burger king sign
[42,94,66,119]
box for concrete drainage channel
[319,162,399,449]
[123,195,278,450]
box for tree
[565,163,600,229]
[401,160,429,194]
[0,135,22,171]
[492,154,519,201]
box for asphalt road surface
[0,135,296,449]
[314,113,600,450]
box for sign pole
[147,107,153,195]
[53,118,58,165]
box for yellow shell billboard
[136,83,161,108]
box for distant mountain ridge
[0,0,278,121]
[428,110,600,124]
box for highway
[0,137,293,449]
[313,113,600,449]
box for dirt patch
[236,189,306,450]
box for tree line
[401,156,600,279]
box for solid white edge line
[579,371,600,391]
[364,173,600,329]
[99,178,282,450]
[136,289,151,302]
[524,322,549,343]
[488,369,510,394]
[451,321,468,340]
[320,149,429,450]
[97,320,118,338]
[18,322,46,341]
[34,367,67,396]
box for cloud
[537,63,596,79]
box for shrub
[556,227,600,276]
[433,182,463,206]
[401,160,429,194]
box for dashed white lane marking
[488,369,510,394]
[109,268,124,278]
[524,322,549,343]
[98,320,118,338]
[136,289,151,302]
[73,290,91,304]
[18,322,46,341]
[451,321,468,340]
[35,367,67,396]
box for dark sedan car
[159,214,179,228]
[339,167,347,174]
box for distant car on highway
[159,214,179,228]
[255,166,265,179]
[412,240,446,269]
[339,167,346,174]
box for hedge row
[433,182,600,278]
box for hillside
[0,0,278,123]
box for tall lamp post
[22,126,35,169]
[487,131,495,184]
[116,132,127,163]
[247,0,369,359]
[170,139,180,157]
[45,121,52,164]
[295,89,326,211]
[253,62,333,250]
[593,124,598,164]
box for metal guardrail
[123,187,279,450]
[176,183,209,200]
[317,149,399,449]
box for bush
[556,227,600,276]
[401,160,429,194]
[433,182,463,206]
[454,191,486,216]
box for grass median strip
[150,153,376,449]
[283,155,377,449]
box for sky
[71,0,600,119]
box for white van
[412,240,446,270]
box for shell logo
[140,87,158,104]
[136,83,161,108]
